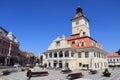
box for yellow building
[43,6,108,70]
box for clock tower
[72,6,90,37]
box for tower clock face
[76,21,79,25]
[72,18,88,28]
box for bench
[61,69,72,74]
[66,72,83,80]
[89,70,97,74]
[26,70,49,78]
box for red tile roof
[66,34,97,42]
[65,34,103,49]
[107,53,120,57]
[66,34,80,41]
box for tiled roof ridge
[107,53,120,57]
[66,35,97,43]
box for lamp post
[7,41,12,66]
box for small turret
[74,6,83,18]
[76,6,83,14]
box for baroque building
[0,26,35,66]
[43,6,108,70]
[0,27,19,66]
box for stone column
[63,60,65,69]
[63,51,65,58]
[57,60,59,68]
[51,61,53,68]
[69,50,71,57]
[51,52,53,58]
[57,51,59,58]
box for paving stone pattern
[0,67,120,80]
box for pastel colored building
[107,53,120,66]
[43,6,108,70]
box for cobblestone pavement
[0,67,120,80]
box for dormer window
[81,42,85,46]
[54,52,57,58]
[49,52,52,58]
[56,41,60,47]
[72,41,75,45]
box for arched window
[53,60,58,67]
[54,52,57,58]
[59,51,63,57]
[49,52,52,58]
[65,51,69,57]
[56,41,60,47]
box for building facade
[0,27,19,66]
[43,6,108,70]
[18,50,34,66]
[107,53,120,67]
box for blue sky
[0,0,120,56]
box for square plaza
[0,67,120,80]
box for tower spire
[76,5,83,14]
[74,6,83,18]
